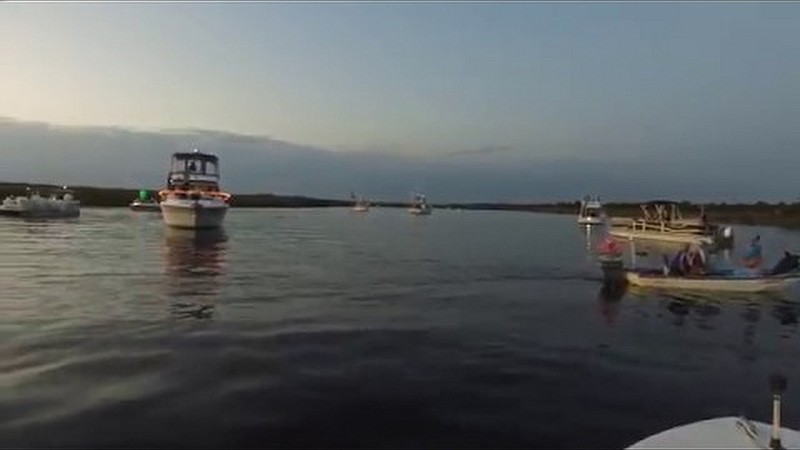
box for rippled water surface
[1,208,800,448]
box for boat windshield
[167,152,222,188]
[170,156,219,177]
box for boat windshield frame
[166,151,222,188]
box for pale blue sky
[2,3,800,201]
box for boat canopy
[639,202,690,223]
[643,200,684,206]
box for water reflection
[582,224,594,251]
[161,227,228,320]
[597,279,626,325]
[581,224,610,255]
[772,301,799,328]
[624,285,799,335]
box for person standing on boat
[666,244,706,276]
[743,235,763,269]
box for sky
[2,2,800,202]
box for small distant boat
[624,252,800,293]
[577,195,605,225]
[628,374,800,449]
[157,149,231,229]
[609,201,733,248]
[130,189,160,212]
[408,193,432,216]
[0,186,80,218]
[350,192,370,212]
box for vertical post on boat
[629,236,636,269]
[770,373,787,450]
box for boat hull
[161,199,228,229]
[130,201,161,212]
[353,205,369,212]
[627,417,800,449]
[409,207,432,215]
[0,201,80,218]
[578,216,604,225]
[625,270,800,293]
[0,208,22,217]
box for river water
[1,208,799,448]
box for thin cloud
[446,145,515,157]
[0,117,797,203]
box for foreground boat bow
[628,375,800,449]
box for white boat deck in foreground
[628,417,800,449]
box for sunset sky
[2,2,799,202]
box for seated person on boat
[664,244,707,276]
[743,235,763,269]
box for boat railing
[620,218,709,235]
[158,188,231,202]
[168,171,220,183]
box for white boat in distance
[408,193,432,215]
[130,190,160,212]
[628,375,800,449]
[0,186,80,218]
[350,192,370,212]
[577,195,605,225]
[158,149,231,229]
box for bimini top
[171,149,219,162]
[643,200,687,206]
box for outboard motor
[597,236,626,286]
[770,252,800,276]
[714,226,735,250]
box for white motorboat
[130,189,160,212]
[158,149,231,229]
[609,201,733,248]
[350,192,370,212]
[408,193,432,216]
[628,375,800,449]
[577,195,605,225]
[0,186,80,218]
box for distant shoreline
[439,202,800,229]
[2,182,799,229]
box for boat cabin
[52,186,76,201]
[579,196,603,218]
[166,149,221,191]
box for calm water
[1,208,800,448]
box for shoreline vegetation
[2,182,799,229]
